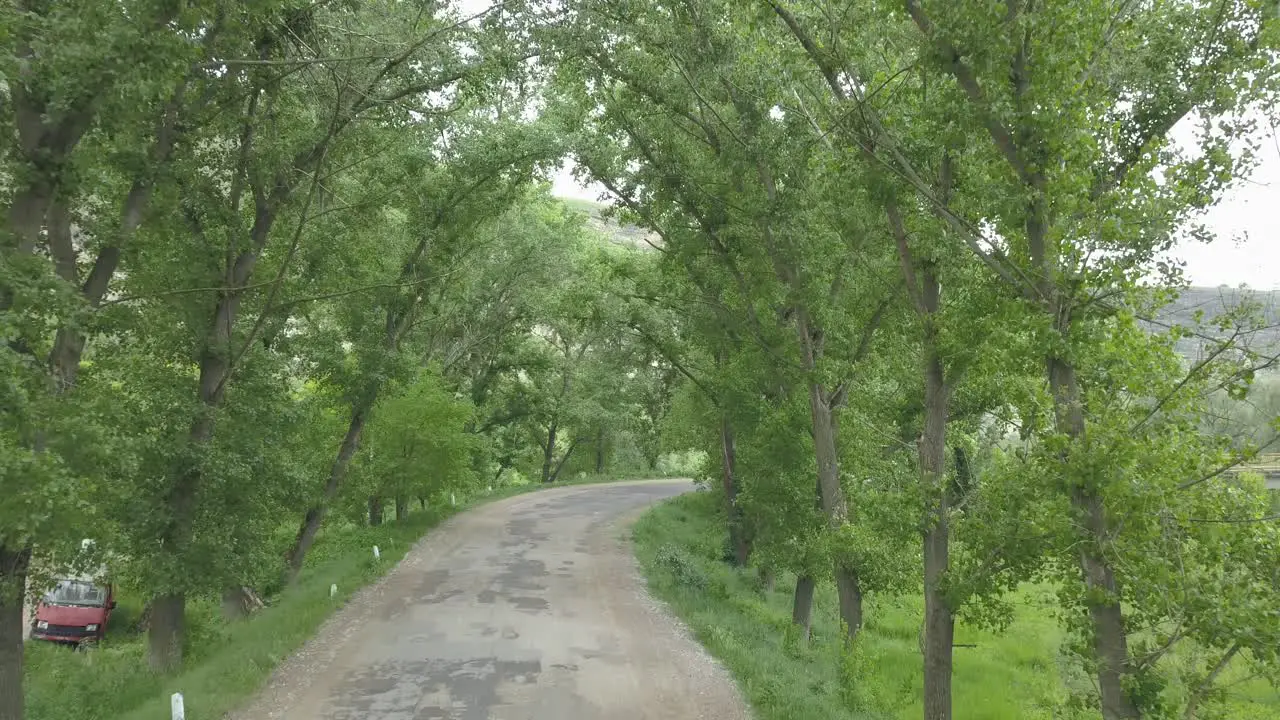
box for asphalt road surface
[234,479,751,720]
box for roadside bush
[654,544,708,591]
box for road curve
[233,479,751,720]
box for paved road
[234,480,751,720]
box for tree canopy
[3,1,1279,719]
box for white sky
[1168,120,1280,289]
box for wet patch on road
[325,657,542,720]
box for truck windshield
[43,580,107,607]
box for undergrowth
[632,490,1280,720]
[23,479,600,720]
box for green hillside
[1150,285,1280,360]
[559,196,658,248]
[563,193,1280,364]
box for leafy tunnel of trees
[2,1,1280,720]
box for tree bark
[759,565,776,593]
[791,574,816,642]
[806,376,862,641]
[907,245,954,720]
[921,339,953,720]
[4,183,53,256]
[1050,356,1139,720]
[547,437,582,484]
[220,585,262,621]
[284,400,371,583]
[594,426,606,473]
[368,496,384,527]
[886,151,958,719]
[719,416,751,567]
[395,495,409,521]
[147,592,185,673]
[541,421,558,483]
[0,544,31,720]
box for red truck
[30,577,116,646]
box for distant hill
[559,197,659,249]
[1150,286,1280,361]
[556,197,1279,362]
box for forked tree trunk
[791,574,816,642]
[806,376,862,641]
[368,496,384,526]
[541,421,558,483]
[547,438,581,484]
[0,544,31,720]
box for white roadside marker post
[171,692,185,720]
[372,545,381,561]
[330,583,338,598]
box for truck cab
[30,577,116,645]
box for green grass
[632,491,1280,720]
[558,196,607,217]
[22,479,620,720]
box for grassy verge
[633,490,1280,720]
[23,478,618,720]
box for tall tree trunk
[1050,356,1139,720]
[0,545,31,720]
[594,426,606,473]
[921,334,953,720]
[368,496,384,527]
[284,400,371,584]
[720,416,751,567]
[541,421,558,483]
[1,107,172,714]
[148,193,281,670]
[901,236,954,720]
[806,377,862,640]
[0,181,49,720]
[759,565,775,593]
[791,574,816,642]
[149,410,216,672]
[395,495,408,521]
[147,592,185,673]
